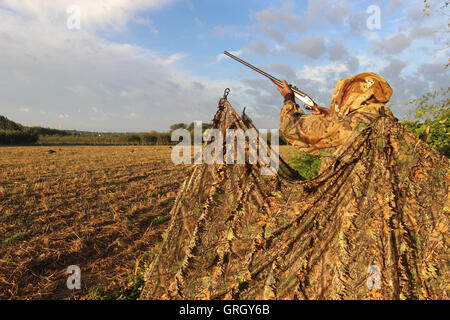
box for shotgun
[223,50,317,110]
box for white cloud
[216,50,243,62]
[213,25,252,39]
[1,0,175,31]
[1,0,447,131]
[133,16,159,36]
[286,36,327,59]
[158,53,186,66]
[246,40,270,56]
[0,2,232,131]
[68,85,92,96]
[19,106,30,113]
[328,40,349,61]
[252,1,303,31]
[125,112,138,119]
[373,33,412,54]
[194,17,205,27]
[301,63,348,83]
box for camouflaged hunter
[141,54,448,300]
[141,87,449,300]
[223,52,394,155]
[279,72,394,155]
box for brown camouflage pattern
[141,96,449,300]
[280,72,395,155]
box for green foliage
[402,88,449,157]
[85,250,155,300]
[170,123,188,131]
[187,122,212,132]
[156,133,171,145]
[0,129,38,145]
[288,152,322,180]
[26,126,68,136]
[142,134,157,144]
[0,117,215,146]
[85,284,108,300]
[423,0,449,15]
[125,134,141,145]
[0,115,23,131]
[37,132,176,146]
[3,232,26,246]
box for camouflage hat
[331,72,393,115]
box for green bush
[402,88,449,157]
[287,152,322,180]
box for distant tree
[170,123,188,131]
[142,134,157,144]
[0,129,38,145]
[27,126,69,136]
[186,122,213,132]
[127,135,141,145]
[0,115,23,131]
[156,133,171,145]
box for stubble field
[0,145,296,299]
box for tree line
[0,116,39,145]
[1,95,448,157]
[36,122,215,146]
[0,129,39,145]
[37,132,175,146]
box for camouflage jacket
[280,72,394,155]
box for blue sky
[0,0,448,132]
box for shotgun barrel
[223,50,316,108]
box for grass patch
[85,249,156,300]
[3,232,26,246]
[86,274,145,300]
[287,152,322,180]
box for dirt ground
[0,145,299,299]
[0,145,193,299]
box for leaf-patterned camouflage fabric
[141,96,449,300]
[280,72,396,155]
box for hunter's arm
[280,99,309,145]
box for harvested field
[0,145,299,299]
[0,145,191,299]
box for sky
[0,0,448,132]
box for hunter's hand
[312,105,330,118]
[273,80,294,102]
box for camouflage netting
[141,95,449,300]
